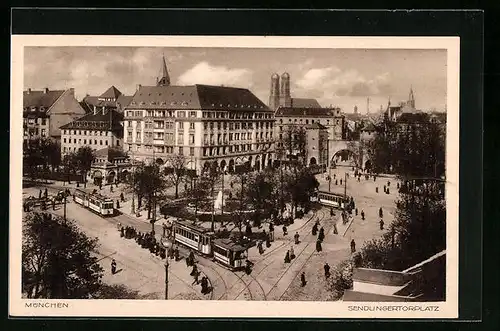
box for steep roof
[275,106,338,117]
[125,84,270,111]
[23,89,65,110]
[99,85,122,99]
[305,122,327,130]
[116,95,133,108]
[94,147,129,161]
[291,98,321,108]
[60,109,123,131]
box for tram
[171,219,251,270]
[73,189,115,217]
[315,190,353,210]
[212,238,248,270]
[172,219,214,255]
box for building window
[100,140,103,145]
[178,122,184,129]
[189,134,195,145]
[84,139,87,144]
[95,140,97,145]
[78,139,81,144]
[189,122,195,130]
[189,111,196,118]
[63,138,66,143]
[73,139,76,143]
[189,147,195,156]
[136,132,141,140]
[204,134,208,144]
[178,147,183,155]
[105,140,108,145]
[210,122,214,130]
[41,118,47,125]
[204,122,208,130]
[63,147,66,152]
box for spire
[157,55,171,86]
[409,85,415,108]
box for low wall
[353,268,416,286]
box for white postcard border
[10,35,459,318]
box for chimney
[27,88,31,94]
[44,88,49,94]
[136,84,142,91]
[69,88,75,96]
[93,105,98,115]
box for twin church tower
[269,72,292,111]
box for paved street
[23,166,398,301]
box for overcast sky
[24,47,447,113]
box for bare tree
[164,154,187,199]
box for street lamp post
[160,236,173,300]
[164,260,169,300]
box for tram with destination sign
[313,190,354,211]
[171,219,250,270]
[73,189,115,217]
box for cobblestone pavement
[22,167,398,301]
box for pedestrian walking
[188,251,195,266]
[38,190,42,199]
[324,263,331,278]
[284,250,291,263]
[330,208,334,217]
[387,180,390,187]
[312,222,318,236]
[294,232,300,244]
[282,225,288,236]
[386,188,390,194]
[110,185,114,193]
[373,175,376,182]
[192,270,200,285]
[174,247,180,261]
[258,241,264,255]
[190,264,198,276]
[111,259,117,274]
[383,185,386,193]
[340,179,342,185]
[52,199,56,210]
[333,223,338,235]
[376,187,379,193]
[379,207,383,218]
[379,219,384,230]
[300,272,306,287]
[116,199,120,209]
[44,188,48,198]
[355,208,358,216]
[316,239,322,252]
[201,277,208,294]
[290,246,295,259]
[358,176,360,182]
[318,227,325,242]
[120,192,125,202]
[361,210,365,220]
[335,179,338,185]
[350,239,356,253]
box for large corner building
[123,56,275,174]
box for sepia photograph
[10,36,459,318]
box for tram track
[277,210,338,300]
[264,209,331,301]
[228,208,327,301]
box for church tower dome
[269,73,280,111]
[279,72,291,107]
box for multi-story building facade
[123,57,275,174]
[23,88,86,142]
[59,107,123,156]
